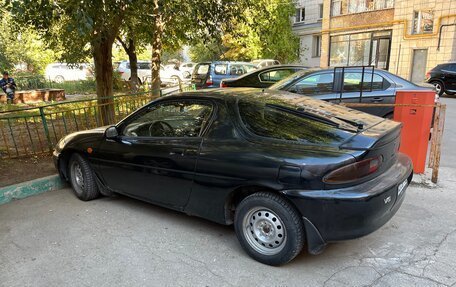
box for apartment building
[293,0,324,67]
[318,0,456,82]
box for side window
[342,72,390,92]
[446,64,456,72]
[214,64,228,75]
[289,73,334,95]
[195,64,210,75]
[138,62,151,70]
[122,102,213,138]
[259,69,296,83]
[229,64,252,75]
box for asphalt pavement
[1,97,456,287]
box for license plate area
[397,179,407,197]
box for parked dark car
[426,62,456,96]
[54,88,412,266]
[270,68,433,118]
[191,61,256,89]
[220,65,307,88]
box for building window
[331,0,342,16]
[413,10,434,34]
[319,4,324,19]
[329,31,392,69]
[296,8,306,22]
[312,35,322,57]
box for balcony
[331,0,394,17]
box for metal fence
[0,82,195,159]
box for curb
[0,174,68,205]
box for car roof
[196,61,256,65]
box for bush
[13,72,48,90]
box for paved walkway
[1,169,456,287]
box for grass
[50,80,97,95]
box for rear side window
[259,69,297,83]
[214,64,228,75]
[195,64,210,75]
[238,101,345,144]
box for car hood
[56,126,108,151]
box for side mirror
[105,126,119,139]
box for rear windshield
[195,64,210,75]
[238,100,350,145]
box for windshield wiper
[334,116,364,130]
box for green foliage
[189,37,227,62]
[189,0,299,63]
[0,13,57,74]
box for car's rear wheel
[69,153,100,201]
[431,81,444,96]
[54,75,65,83]
[234,192,305,266]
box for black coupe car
[220,65,307,88]
[54,89,412,265]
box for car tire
[234,192,305,266]
[54,75,65,83]
[431,81,444,96]
[69,153,100,201]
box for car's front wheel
[234,192,305,266]
[69,153,100,201]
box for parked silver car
[269,67,434,118]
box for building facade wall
[320,0,456,82]
[389,0,456,81]
[293,0,324,66]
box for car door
[97,99,214,210]
[333,71,395,117]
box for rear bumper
[282,153,413,252]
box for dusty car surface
[53,88,413,265]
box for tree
[116,2,154,92]
[6,0,136,123]
[148,0,250,98]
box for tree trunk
[127,38,139,91]
[151,0,163,99]
[118,36,139,92]
[93,39,116,125]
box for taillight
[323,156,383,184]
[220,81,227,88]
[206,75,213,86]
[425,70,431,79]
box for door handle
[169,148,185,156]
[169,148,198,156]
[371,97,383,102]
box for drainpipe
[437,23,456,51]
